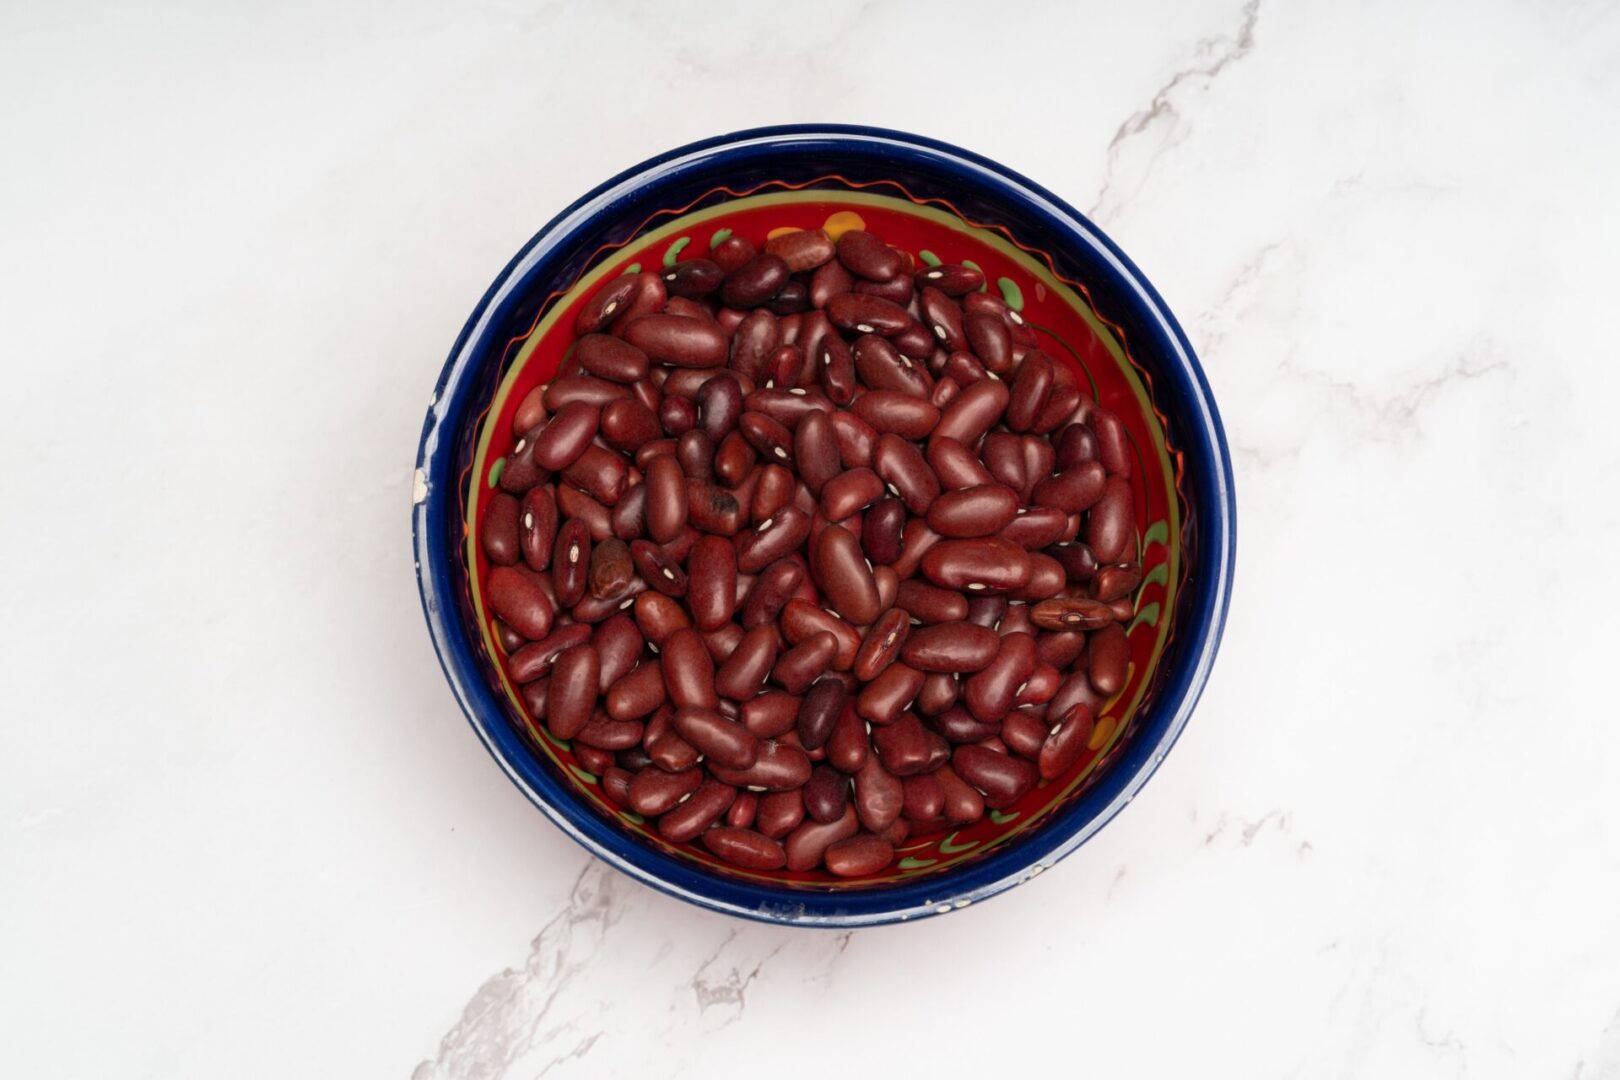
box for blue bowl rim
[411,124,1235,927]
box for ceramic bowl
[412,125,1234,925]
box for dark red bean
[836,230,904,281]
[672,706,758,769]
[773,630,837,694]
[686,479,744,536]
[576,275,640,335]
[964,632,1038,723]
[824,834,893,877]
[547,644,601,739]
[512,386,547,438]
[741,557,803,628]
[933,378,1009,449]
[720,253,790,309]
[1090,408,1133,477]
[852,392,939,440]
[827,704,870,774]
[518,485,559,572]
[573,712,644,751]
[854,274,915,306]
[796,676,846,751]
[820,467,885,521]
[685,535,737,631]
[925,484,1020,538]
[964,311,1012,374]
[1006,351,1054,432]
[1088,622,1129,696]
[965,594,1008,630]
[756,789,805,839]
[935,764,986,824]
[895,580,969,624]
[853,334,931,397]
[784,804,859,871]
[643,453,688,544]
[1029,596,1115,631]
[861,497,905,566]
[921,538,1032,593]
[925,437,994,490]
[623,314,730,367]
[1003,507,1069,550]
[708,739,812,791]
[735,507,811,575]
[487,566,554,640]
[804,764,850,823]
[482,493,520,565]
[577,744,621,780]
[726,311,778,383]
[601,766,633,808]
[1086,477,1135,563]
[809,259,854,309]
[872,712,933,776]
[712,234,756,273]
[1000,708,1048,761]
[829,410,877,468]
[765,228,836,272]
[741,692,801,739]
[725,791,759,828]
[702,826,786,869]
[856,661,924,724]
[1051,541,1100,583]
[1039,702,1094,780]
[550,519,590,607]
[605,660,667,720]
[507,624,591,683]
[853,757,903,832]
[914,263,984,296]
[852,608,910,682]
[658,779,737,843]
[587,538,633,600]
[629,765,703,816]
[930,704,999,744]
[662,627,718,709]
[714,624,777,700]
[543,373,629,412]
[609,480,647,540]
[661,257,724,298]
[606,271,667,336]
[918,286,967,352]
[902,773,945,822]
[1033,461,1107,514]
[576,333,650,384]
[1015,554,1066,602]
[562,445,629,506]
[1092,563,1143,602]
[811,525,881,626]
[901,621,1001,673]
[953,744,1038,808]
[871,433,939,515]
[827,293,911,337]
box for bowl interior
[455,184,1188,889]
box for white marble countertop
[6,2,1620,1076]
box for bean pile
[479,222,1140,878]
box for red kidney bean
[827,293,911,338]
[661,257,724,298]
[513,385,547,437]
[934,764,986,824]
[573,712,643,751]
[915,672,959,720]
[924,484,1020,539]
[981,431,1025,494]
[964,631,1038,723]
[964,311,1013,375]
[1088,621,1129,696]
[1051,541,1100,583]
[871,712,933,776]
[1005,350,1053,432]
[920,538,1032,594]
[623,314,729,367]
[797,676,846,751]
[953,744,1038,808]
[901,621,1001,673]
[482,493,521,565]
[1016,662,1062,707]
[1038,702,1094,780]
[852,392,939,440]
[809,258,854,310]
[683,535,736,630]
[826,410,875,469]
[713,624,776,700]
[576,333,650,384]
[530,402,600,471]
[685,479,743,536]
[1086,476,1135,563]
[708,739,812,791]
[741,691,801,739]
[736,411,792,467]
[854,274,915,306]
[735,506,811,575]
[925,437,995,491]
[895,580,968,624]
[965,594,1007,629]
[856,661,924,724]
[870,433,940,515]
[555,484,611,540]
[495,620,526,654]
[590,613,641,690]
[606,271,667,336]
[694,373,744,443]
[720,252,789,309]
[508,623,591,684]
[712,233,756,272]
[853,757,903,831]
[764,344,803,389]
[772,630,837,694]
[586,537,632,601]
[750,464,795,522]
[629,765,703,816]
[1090,408,1132,477]
[487,566,554,640]
[764,228,836,272]
[826,704,870,774]
[756,789,805,839]
[609,480,647,540]
[914,262,984,295]
[1030,596,1115,631]
[601,766,634,808]
[517,485,559,572]
[543,373,629,413]
[1000,708,1048,761]
[804,763,850,823]
[860,496,905,566]
[702,826,786,869]
[820,467,885,521]
[661,627,718,709]
[824,833,894,877]
[810,525,881,626]
[659,396,695,436]
[576,275,640,335]
[918,286,967,353]
[1014,554,1066,602]
[658,779,737,843]
[633,591,689,646]
[930,704,999,744]
[642,453,688,544]
[853,334,931,398]
[1032,461,1107,514]
[1091,563,1142,602]
[672,706,758,770]
[1002,507,1069,550]
[727,311,778,383]
[933,378,1008,447]
[605,660,667,721]
[852,608,910,682]
[740,557,803,629]
[1057,421,1099,467]
[549,519,590,607]
[725,791,759,828]
[784,804,859,871]
[901,773,945,822]
[836,230,904,281]
[547,644,601,739]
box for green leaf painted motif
[663,237,690,267]
[620,810,645,824]
[1128,602,1161,633]
[996,277,1024,312]
[1142,520,1170,549]
[1141,563,1169,591]
[569,766,598,785]
[938,832,978,854]
[709,228,732,250]
[918,249,942,267]
[989,810,1019,824]
[488,456,506,489]
[620,262,641,275]
[898,856,939,870]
